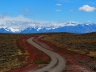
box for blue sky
[0,0,96,23]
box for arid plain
[0,32,96,72]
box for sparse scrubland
[0,34,37,72]
[43,32,96,58]
[0,32,96,72]
[0,34,27,72]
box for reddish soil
[8,35,96,72]
[35,36,95,72]
[9,37,50,72]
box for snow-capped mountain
[0,20,96,34]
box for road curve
[27,37,66,72]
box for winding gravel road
[27,37,66,72]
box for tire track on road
[27,37,66,72]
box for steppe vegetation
[43,32,96,58]
[0,34,34,72]
[0,33,50,72]
[0,32,96,72]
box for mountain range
[0,20,96,34]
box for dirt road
[27,37,66,72]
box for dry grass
[0,33,49,72]
[0,32,96,71]
[43,32,96,58]
[0,34,36,72]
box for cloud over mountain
[0,15,96,34]
[0,15,80,32]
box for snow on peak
[0,15,96,33]
[7,28,21,33]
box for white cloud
[0,13,7,19]
[24,8,30,11]
[56,9,61,12]
[0,15,32,32]
[86,20,92,25]
[22,13,31,17]
[56,3,62,6]
[79,5,96,12]
[1,15,32,21]
[70,9,75,12]
[0,15,80,32]
[0,15,55,32]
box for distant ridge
[0,20,96,34]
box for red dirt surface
[36,36,95,72]
[9,37,50,72]
[8,35,96,72]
